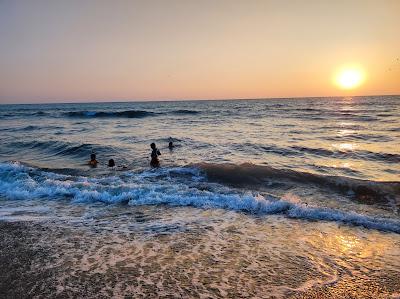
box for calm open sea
[0,96,399,297]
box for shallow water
[0,96,399,297]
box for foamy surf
[1,162,399,234]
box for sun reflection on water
[333,143,356,151]
[334,235,360,253]
[337,129,356,136]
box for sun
[335,68,364,90]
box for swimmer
[88,153,98,167]
[150,142,161,167]
[108,159,115,167]
[107,158,128,170]
[168,141,174,150]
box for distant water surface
[0,96,399,297]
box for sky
[0,0,399,104]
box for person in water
[107,158,128,170]
[168,141,174,150]
[150,142,161,167]
[108,159,115,167]
[88,153,98,167]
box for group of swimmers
[88,140,174,168]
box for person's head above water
[108,159,115,167]
[150,142,156,150]
[89,153,98,167]
[168,141,174,149]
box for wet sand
[0,222,58,298]
[1,220,398,299]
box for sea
[0,96,399,297]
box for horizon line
[0,93,399,105]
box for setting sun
[335,68,365,90]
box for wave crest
[195,162,400,203]
[65,110,155,118]
[64,109,200,118]
[0,162,399,234]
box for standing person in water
[168,137,174,150]
[150,142,161,167]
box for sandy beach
[1,218,399,299]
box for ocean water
[0,96,399,297]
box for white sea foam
[0,162,399,233]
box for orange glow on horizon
[0,1,399,103]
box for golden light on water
[333,142,356,151]
[334,68,365,90]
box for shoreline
[1,220,398,298]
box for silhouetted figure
[88,153,98,167]
[150,142,161,167]
[168,141,174,150]
[108,159,115,167]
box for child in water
[150,142,161,167]
[88,153,98,167]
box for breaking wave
[196,162,400,203]
[0,162,399,234]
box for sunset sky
[0,0,399,104]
